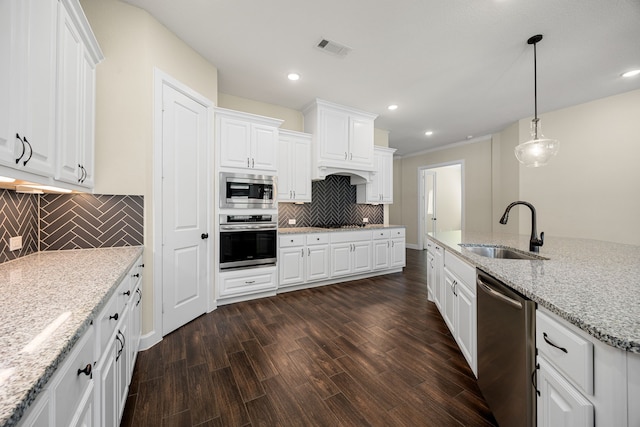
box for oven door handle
[220,224,277,231]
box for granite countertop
[427,230,640,353]
[279,224,405,234]
[0,247,144,427]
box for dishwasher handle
[477,277,523,310]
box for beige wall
[492,122,520,234]
[219,93,303,131]
[81,0,218,334]
[514,89,640,245]
[391,138,493,247]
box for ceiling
[122,0,640,156]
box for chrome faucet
[499,201,544,253]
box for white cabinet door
[278,131,311,202]
[277,138,291,201]
[455,282,477,376]
[348,115,374,168]
[0,0,57,177]
[218,115,252,169]
[55,3,83,185]
[306,244,330,282]
[433,249,444,311]
[115,321,128,424]
[97,336,118,427]
[19,390,50,427]
[379,150,393,203]
[442,268,457,333]
[373,240,390,270]
[0,0,19,167]
[70,384,94,427]
[426,250,435,301]
[318,107,349,164]
[390,238,405,267]
[352,241,372,274]
[537,357,594,427]
[55,3,97,189]
[251,124,277,171]
[330,243,353,277]
[279,246,305,287]
[290,137,311,201]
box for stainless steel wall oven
[220,172,276,209]
[219,214,277,270]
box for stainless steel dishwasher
[476,269,536,427]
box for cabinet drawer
[280,235,305,247]
[306,233,329,245]
[536,310,594,395]
[53,326,95,427]
[444,251,476,291]
[330,230,372,243]
[390,228,405,238]
[219,268,277,297]
[426,238,444,256]
[372,229,391,240]
[97,294,121,355]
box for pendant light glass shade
[515,118,559,167]
[515,34,559,167]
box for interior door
[424,170,437,236]
[161,83,209,336]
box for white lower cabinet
[433,247,477,376]
[278,228,405,290]
[19,255,143,427]
[535,307,636,427]
[426,238,443,305]
[330,231,373,277]
[537,356,594,427]
[219,266,277,298]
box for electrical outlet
[9,236,22,251]
[288,219,296,225]
[362,218,369,223]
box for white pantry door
[161,83,209,336]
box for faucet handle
[533,231,544,247]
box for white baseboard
[139,330,162,351]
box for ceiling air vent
[315,38,352,57]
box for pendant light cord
[533,40,538,139]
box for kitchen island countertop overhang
[427,230,640,353]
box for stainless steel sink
[459,244,547,260]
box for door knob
[201,233,209,239]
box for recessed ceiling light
[287,73,300,81]
[425,131,433,136]
[467,135,473,139]
[387,104,398,111]
[622,69,640,78]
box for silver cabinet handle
[247,157,250,167]
[245,280,255,284]
[293,191,295,199]
[252,158,255,168]
[307,248,310,256]
[350,153,353,160]
[301,248,304,256]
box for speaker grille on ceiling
[315,38,352,57]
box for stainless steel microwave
[219,172,276,209]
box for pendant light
[515,34,559,167]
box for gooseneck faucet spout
[499,201,544,253]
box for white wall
[434,164,462,232]
[515,89,640,245]
[81,0,218,334]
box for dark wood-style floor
[121,249,497,426]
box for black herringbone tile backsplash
[0,190,144,264]
[0,189,39,263]
[278,175,383,228]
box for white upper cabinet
[216,108,283,172]
[303,99,377,180]
[357,146,395,204]
[55,0,100,188]
[278,130,311,203]
[0,0,102,189]
[0,0,57,178]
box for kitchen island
[0,247,143,427]
[426,230,640,353]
